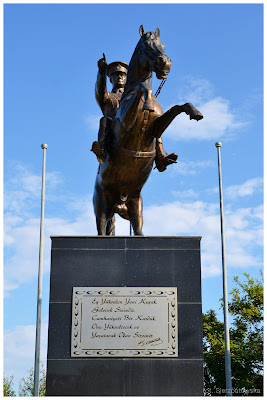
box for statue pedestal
[46,236,203,396]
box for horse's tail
[106,215,116,236]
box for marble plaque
[71,287,178,357]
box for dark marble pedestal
[46,236,203,396]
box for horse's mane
[122,38,142,97]
[122,33,154,99]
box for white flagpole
[33,144,48,396]
[215,142,232,396]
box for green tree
[203,272,263,396]
[3,375,16,396]
[18,362,46,396]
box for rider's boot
[155,138,178,172]
[91,141,106,163]
[91,117,109,163]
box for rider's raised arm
[95,54,109,113]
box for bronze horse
[93,26,203,236]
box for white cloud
[205,186,219,196]
[225,177,263,200]
[172,177,263,201]
[164,77,248,141]
[252,204,263,222]
[171,159,214,176]
[4,319,48,393]
[4,161,63,217]
[177,77,214,105]
[171,188,199,199]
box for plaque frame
[71,287,178,358]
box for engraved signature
[137,337,163,347]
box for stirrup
[165,153,178,163]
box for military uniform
[91,60,128,163]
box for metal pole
[130,223,133,236]
[215,142,232,396]
[33,144,48,396]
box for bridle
[139,40,168,98]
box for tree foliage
[203,272,263,396]
[3,375,16,397]
[18,362,46,397]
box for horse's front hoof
[190,109,203,121]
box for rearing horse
[93,25,203,236]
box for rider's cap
[107,62,128,77]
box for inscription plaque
[71,287,178,357]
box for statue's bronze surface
[91,55,128,164]
[92,26,203,236]
[91,53,177,169]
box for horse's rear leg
[106,215,115,236]
[127,196,144,236]
[94,190,114,236]
[96,214,107,236]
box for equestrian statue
[91,25,203,236]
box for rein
[155,77,167,97]
[122,75,167,102]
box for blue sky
[3,2,263,392]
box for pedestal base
[46,236,203,396]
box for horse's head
[138,25,171,80]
